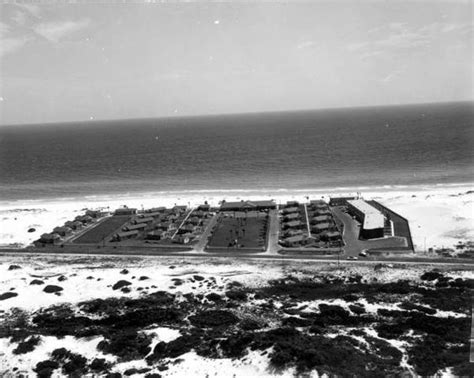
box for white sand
[0,256,472,376]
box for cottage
[72,221,84,229]
[155,222,171,231]
[53,226,72,237]
[284,229,304,237]
[178,224,196,234]
[39,233,61,244]
[146,207,166,213]
[320,230,342,242]
[113,230,139,241]
[123,223,147,232]
[283,220,303,229]
[85,209,102,218]
[282,207,299,215]
[146,230,164,240]
[197,204,210,211]
[173,205,187,213]
[114,207,137,216]
[174,234,192,244]
[282,234,306,247]
[188,216,201,225]
[312,222,332,233]
[75,215,93,224]
[284,213,300,221]
[311,215,332,224]
[133,217,154,224]
[64,221,76,229]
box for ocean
[0,101,473,203]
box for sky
[0,1,472,125]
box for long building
[347,199,385,239]
[220,200,276,212]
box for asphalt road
[1,248,473,267]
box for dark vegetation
[2,269,472,376]
[12,335,41,354]
[0,291,18,300]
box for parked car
[359,250,368,257]
[347,256,358,260]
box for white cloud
[381,68,405,83]
[347,21,473,58]
[297,40,318,50]
[15,3,41,18]
[0,36,31,57]
[33,19,90,42]
[11,11,27,26]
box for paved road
[331,206,407,256]
[1,249,473,267]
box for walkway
[303,204,311,237]
[194,213,220,252]
[265,209,280,254]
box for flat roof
[220,200,276,210]
[347,199,384,230]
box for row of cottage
[112,204,212,244]
[279,200,342,248]
[36,210,104,245]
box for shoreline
[0,183,473,253]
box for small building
[284,213,300,221]
[310,215,332,224]
[155,222,171,231]
[282,234,306,248]
[114,207,137,216]
[74,215,93,224]
[146,230,164,240]
[174,234,192,244]
[188,216,201,225]
[113,230,139,241]
[320,230,342,242]
[178,224,196,234]
[146,207,166,213]
[64,221,76,229]
[53,226,72,237]
[312,222,331,233]
[173,205,187,213]
[284,229,304,237]
[72,220,84,229]
[123,223,147,232]
[133,217,154,224]
[347,199,384,239]
[85,209,102,218]
[314,209,332,216]
[281,207,299,215]
[197,204,211,211]
[283,220,303,229]
[144,212,163,218]
[39,233,61,244]
[329,197,356,207]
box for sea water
[0,101,472,246]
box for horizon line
[1,99,472,128]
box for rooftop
[347,199,385,230]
